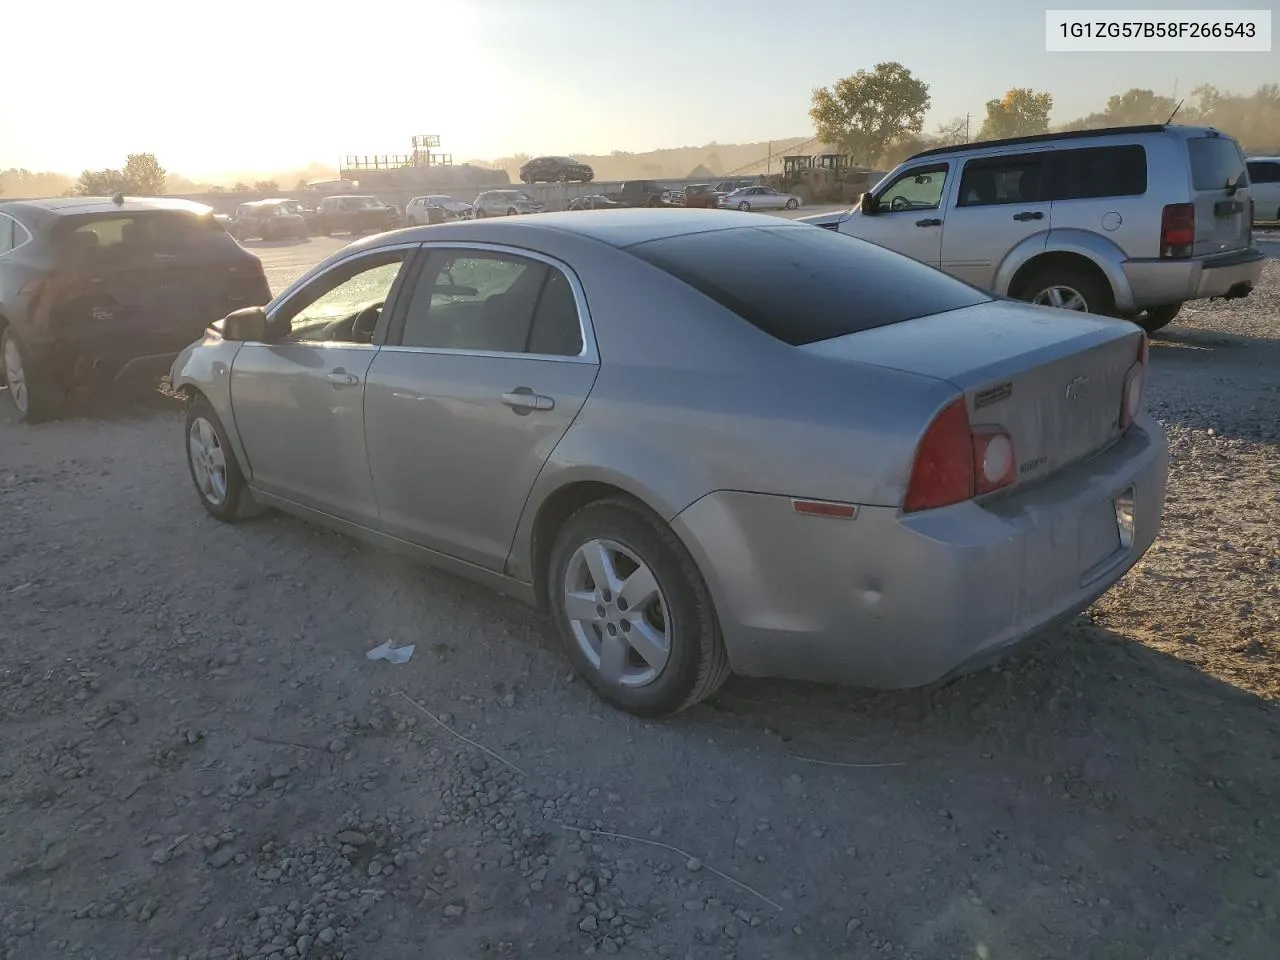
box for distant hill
[488,138,818,182]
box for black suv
[0,196,270,421]
[313,195,401,236]
[519,156,594,184]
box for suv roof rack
[906,124,1170,162]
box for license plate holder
[1078,486,1135,586]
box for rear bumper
[671,414,1169,689]
[1121,247,1265,307]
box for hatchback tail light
[1160,203,1195,258]
[903,398,1018,513]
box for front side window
[957,154,1045,207]
[397,249,583,356]
[875,164,950,212]
[279,251,409,344]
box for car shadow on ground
[0,379,182,427]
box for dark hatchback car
[0,196,270,422]
[312,195,401,236]
[519,156,595,183]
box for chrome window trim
[0,213,32,259]
[380,240,600,366]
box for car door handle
[1012,211,1044,221]
[915,218,942,227]
[326,370,359,387]
[502,390,554,411]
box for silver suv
[807,124,1265,333]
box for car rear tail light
[1119,334,1148,430]
[1160,203,1195,258]
[904,398,1018,513]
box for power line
[723,136,822,177]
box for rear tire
[546,499,731,717]
[1016,263,1114,316]
[738,201,750,211]
[785,198,799,210]
[1129,303,1183,334]
[2,328,64,423]
[185,395,262,522]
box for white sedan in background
[405,195,474,224]
[719,185,801,211]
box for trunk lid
[1186,134,1252,256]
[802,299,1143,487]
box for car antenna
[1164,99,1184,124]
[112,192,125,206]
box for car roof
[905,123,1229,162]
[0,195,213,217]
[361,208,805,249]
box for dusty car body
[170,210,1168,715]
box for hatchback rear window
[55,211,227,253]
[1187,136,1246,191]
[626,225,991,346]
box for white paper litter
[365,640,415,664]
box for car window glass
[877,164,949,211]
[957,155,1045,207]
[282,252,407,344]
[1246,161,1280,184]
[1188,136,1246,191]
[527,269,585,357]
[0,215,13,254]
[399,251,547,352]
[1050,145,1147,200]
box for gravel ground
[0,232,1277,960]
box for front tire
[738,201,750,211]
[1129,303,1183,334]
[785,198,799,210]
[2,328,63,423]
[185,396,259,522]
[475,208,487,218]
[547,499,731,717]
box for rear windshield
[626,225,991,346]
[54,211,229,254]
[1187,136,1246,191]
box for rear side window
[1050,145,1147,200]
[1246,160,1280,184]
[55,211,227,253]
[1188,136,1246,191]
[957,154,1046,207]
[626,225,991,347]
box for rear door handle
[326,370,359,387]
[502,389,554,411]
[915,218,942,227]
[1012,211,1045,221]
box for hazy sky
[0,0,1273,178]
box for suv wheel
[475,209,487,218]
[1019,264,1113,315]
[1128,303,1183,334]
[507,207,518,216]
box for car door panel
[941,150,1052,288]
[365,353,597,568]
[364,244,600,572]
[838,162,952,267]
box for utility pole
[964,113,971,143]
[767,142,772,175]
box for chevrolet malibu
[169,210,1168,717]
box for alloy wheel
[1032,284,1089,311]
[188,416,229,507]
[562,538,672,688]
[2,336,28,416]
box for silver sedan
[718,185,801,211]
[170,210,1168,716]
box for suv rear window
[1187,136,1246,191]
[55,211,226,252]
[626,225,991,347]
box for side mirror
[860,193,878,215]
[222,306,269,342]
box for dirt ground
[1,232,1278,960]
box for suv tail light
[1160,203,1195,258]
[1119,333,1148,430]
[903,398,1017,513]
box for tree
[1103,89,1178,125]
[978,88,1054,140]
[934,116,970,147]
[75,152,166,196]
[232,182,252,193]
[809,62,931,166]
[253,180,280,193]
[878,136,930,168]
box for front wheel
[507,207,518,216]
[785,198,799,210]
[738,201,750,211]
[547,499,731,717]
[475,209,487,218]
[185,396,260,522]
